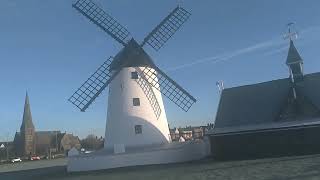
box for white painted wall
[104,67,171,150]
[68,140,210,172]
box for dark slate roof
[214,72,320,132]
[298,73,320,108]
[20,92,35,130]
[211,117,320,135]
[286,40,303,65]
[110,38,155,70]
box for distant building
[179,127,193,140]
[169,126,206,141]
[13,93,81,157]
[169,128,180,141]
[192,127,205,139]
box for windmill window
[135,125,142,134]
[131,72,139,79]
[133,98,140,106]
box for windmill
[69,0,196,150]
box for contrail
[262,46,288,56]
[166,25,320,72]
[166,37,284,72]
[262,26,320,57]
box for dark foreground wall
[209,124,320,160]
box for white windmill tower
[69,0,196,152]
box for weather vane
[283,22,298,41]
[216,81,224,93]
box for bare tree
[81,134,103,150]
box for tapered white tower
[104,40,171,149]
[105,67,170,149]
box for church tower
[20,92,36,156]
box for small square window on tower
[131,71,139,79]
[133,98,140,106]
[135,125,142,134]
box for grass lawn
[1,154,320,180]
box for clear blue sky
[1,0,320,141]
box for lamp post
[56,131,58,153]
[5,133,9,161]
[6,143,9,161]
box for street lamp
[5,133,9,161]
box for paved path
[1,155,320,180]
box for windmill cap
[110,39,155,70]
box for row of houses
[169,125,212,141]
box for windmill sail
[70,2,196,113]
[73,0,131,46]
[69,56,118,112]
[140,66,196,112]
[135,68,162,119]
[141,6,191,51]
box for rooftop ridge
[222,72,320,91]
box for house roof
[214,72,320,132]
[110,38,155,70]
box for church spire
[20,91,35,131]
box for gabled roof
[286,40,303,65]
[20,92,35,130]
[110,38,155,70]
[215,78,291,128]
[214,72,320,131]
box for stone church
[14,93,81,157]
